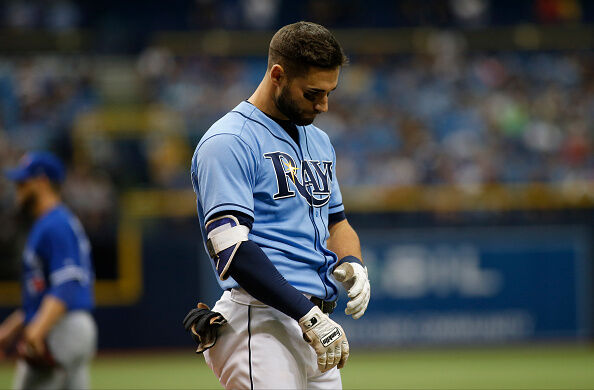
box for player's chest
[257,141,334,209]
[22,232,47,274]
[22,243,48,295]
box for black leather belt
[310,296,337,314]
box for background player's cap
[4,152,65,184]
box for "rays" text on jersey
[264,151,333,207]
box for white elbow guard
[205,215,250,280]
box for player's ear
[269,64,285,86]
[37,175,57,194]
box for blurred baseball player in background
[0,152,96,390]
[184,21,370,389]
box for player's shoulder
[41,204,72,230]
[30,205,71,242]
[195,102,263,156]
[200,102,255,141]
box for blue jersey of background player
[187,22,371,388]
[0,152,96,390]
[21,200,94,324]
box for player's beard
[16,189,38,226]
[274,85,316,126]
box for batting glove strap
[333,262,371,320]
[298,306,349,373]
[182,303,227,354]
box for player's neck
[35,192,60,219]
[248,80,289,122]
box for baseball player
[0,152,97,390]
[184,22,371,389]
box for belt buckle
[323,300,336,314]
[318,299,336,314]
[310,296,336,314]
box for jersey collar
[235,101,304,152]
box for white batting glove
[333,261,370,319]
[299,306,349,372]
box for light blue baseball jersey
[22,205,94,323]
[191,101,344,301]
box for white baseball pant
[204,288,342,389]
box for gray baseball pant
[13,311,97,390]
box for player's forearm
[26,295,66,341]
[327,219,362,263]
[228,240,315,320]
[329,220,370,320]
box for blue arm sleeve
[228,240,315,321]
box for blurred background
[0,0,593,388]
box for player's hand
[333,262,370,319]
[17,327,56,368]
[299,306,349,372]
[19,327,46,359]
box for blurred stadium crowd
[1,49,592,191]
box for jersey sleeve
[192,133,258,221]
[328,145,344,214]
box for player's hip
[47,311,97,367]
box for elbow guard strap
[205,215,249,280]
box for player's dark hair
[268,21,347,77]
